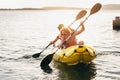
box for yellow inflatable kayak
[53,45,96,65]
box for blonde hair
[60,27,72,37]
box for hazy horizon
[0,0,120,9]
[0,4,120,10]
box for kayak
[53,45,96,65]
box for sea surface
[0,9,120,80]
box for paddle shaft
[39,43,51,54]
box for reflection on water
[41,65,53,73]
[55,62,96,80]
[50,61,96,80]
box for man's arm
[74,22,85,36]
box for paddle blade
[32,53,40,58]
[90,3,102,15]
[40,53,54,67]
[76,10,87,20]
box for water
[0,9,120,80]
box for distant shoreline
[0,4,120,10]
[0,7,86,10]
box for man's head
[58,24,64,30]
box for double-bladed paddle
[40,3,102,67]
[32,10,87,58]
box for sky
[0,0,120,8]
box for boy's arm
[50,35,59,44]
